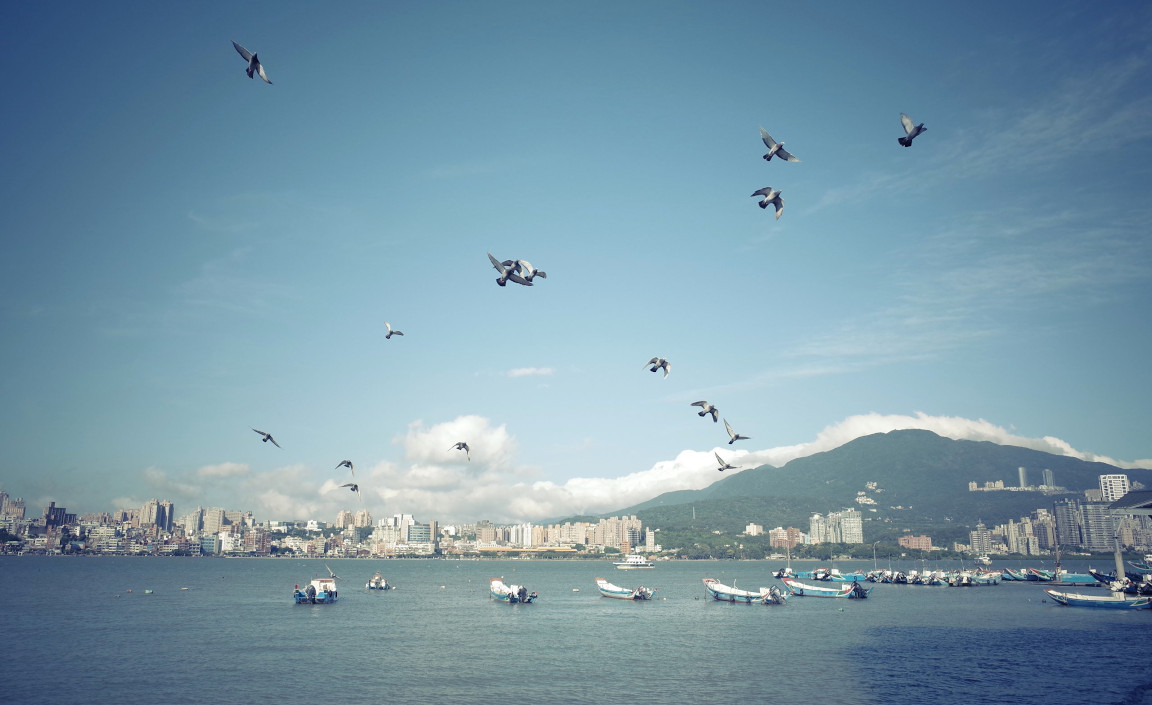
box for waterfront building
[969,523,993,555]
[897,534,932,551]
[1053,498,1083,548]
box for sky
[2,1,1151,525]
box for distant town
[2,471,1148,557]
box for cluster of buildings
[963,473,1152,555]
[744,508,865,548]
[0,490,658,557]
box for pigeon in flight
[643,357,671,378]
[503,259,547,283]
[450,442,471,461]
[251,428,281,448]
[898,113,926,147]
[339,483,361,499]
[324,563,342,580]
[723,419,750,444]
[336,459,355,476]
[488,253,533,287]
[232,41,272,84]
[752,187,784,220]
[691,401,719,422]
[714,452,737,472]
[760,127,799,163]
[385,322,404,339]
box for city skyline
[3,3,1151,525]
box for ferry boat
[366,572,390,590]
[490,578,537,604]
[595,577,656,600]
[294,577,338,604]
[613,554,654,570]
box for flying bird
[643,357,671,378]
[385,322,404,339]
[251,428,281,448]
[760,127,799,163]
[324,563,342,580]
[339,483,361,499]
[898,113,927,147]
[723,419,750,444]
[336,460,354,476]
[450,442,471,461]
[232,41,272,84]
[691,401,719,422]
[488,253,533,287]
[503,259,547,283]
[714,451,737,472]
[751,187,784,220]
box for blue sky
[2,1,1150,524]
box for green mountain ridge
[594,429,1152,539]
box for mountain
[604,429,1152,535]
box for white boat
[366,572,390,590]
[595,577,655,600]
[293,577,338,604]
[613,554,654,570]
[490,578,537,604]
[975,555,992,566]
[702,578,787,605]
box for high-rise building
[969,522,993,554]
[1018,466,1028,488]
[1041,468,1055,488]
[1080,502,1117,551]
[1053,499,1083,548]
[1099,474,1130,503]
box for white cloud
[506,367,554,377]
[197,462,250,479]
[113,413,1149,525]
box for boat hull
[595,577,654,600]
[490,578,537,604]
[781,576,870,598]
[1045,588,1151,609]
[702,578,785,604]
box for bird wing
[508,271,533,286]
[724,419,735,437]
[776,146,799,162]
[774,196,784,219]
[900,113,915,135]
[644,357,660,368]
[759,127,778,149]
[662,361,670,377]
[232,42,253,61]
[269,436,281,448]
[393,330,404,336]
[691,401,709,408]
[252,427,265,435]
[256,62,272,84]
[488,253,506,273]
[751,187,775,198]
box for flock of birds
[232,41,930,498]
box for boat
[595,577,655,600]
[1127,554,1152,571]
[490,578,537,604]
[781,576,870,598]
[294,577,338,604]
[702,578,787,605]
[613,554,654,570]
[366,572,391,590]
[974,555,992,566]
[1001,568,1029,581]
[1044,588,1151,610]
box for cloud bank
[118,412,1151,525]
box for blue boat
[490,578,537,604]
[781,576,871,598]
[294,577,338,604]
[1044,588,1151,610]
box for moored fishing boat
[294,577,338,604]
[702,578,786,604]
[595,577,655,600]
[613,554,654,569]
[1001,568,1029,581]
[781,576,870,598]
[1044,588,1151,609]
[366,572,390,590]
[490,578,537,604]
